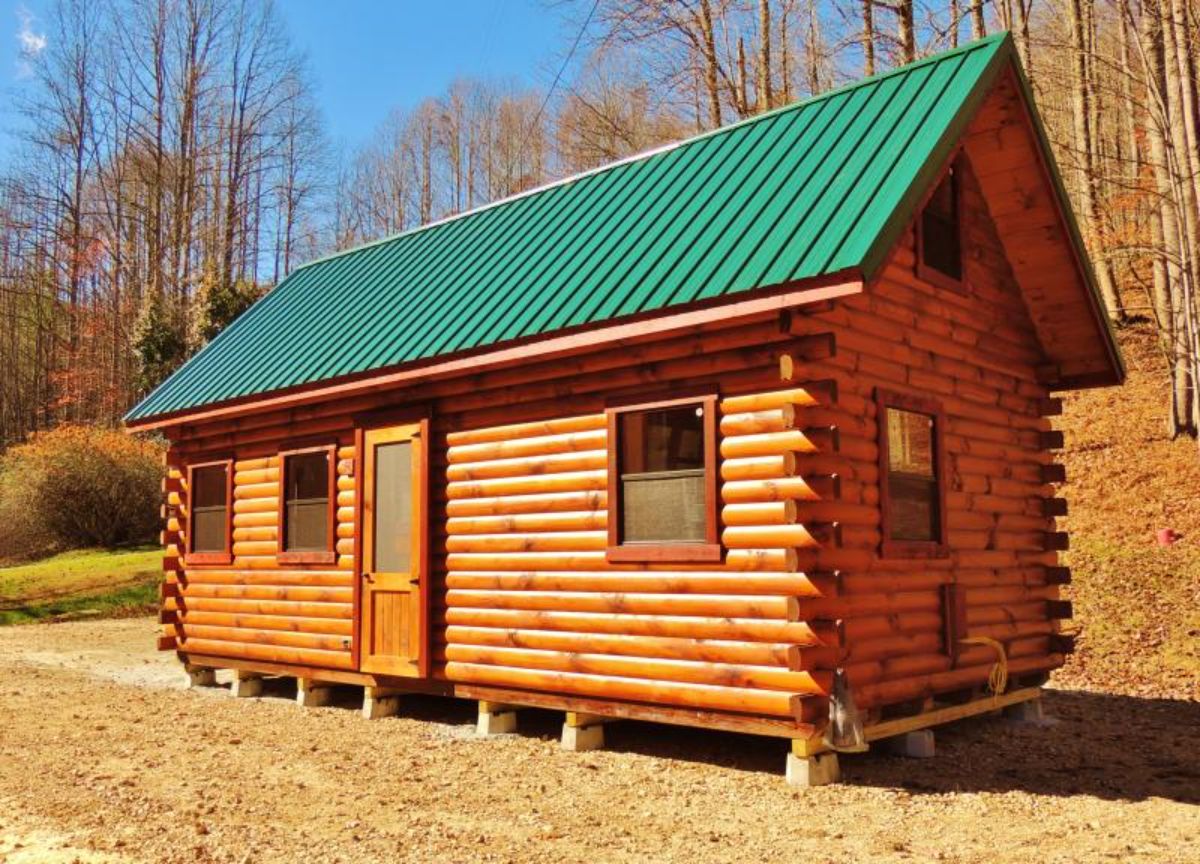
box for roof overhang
[858,43,1123,391]
[125,273,863,433]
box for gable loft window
[916,160,964,290]
[606,394,720,563]
[278,444,337,565]
[186,460,232,565]
[877,389,948,559]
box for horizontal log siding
[440,379,842,721]
[162,442,357,667]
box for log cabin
[126,33,1123,786]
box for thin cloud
[16,5,46,78]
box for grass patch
[0,547,161,626]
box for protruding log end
[807,522,842,548]
[808,378,838,407]
[1046,600,1073,620]
[1042,498,1069,517]
[1042,531,1070,551]
[1037,398,1064,416]
[1040,464,1067,484]
[1049,633,1076,655]
[156,635,178,652]
[804,474,841,501]
[1044,566,1072,585]
[1038,430,1065,450]
[802,425,840,454]
[779,335,837,378]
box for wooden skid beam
[456,683,812,739]
[178,653,454,695]
[794,687,1043,756]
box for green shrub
[0,425,164,559]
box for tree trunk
[699,0,722,128]
[1068,0,1125,322]
[862,0,876,76]
[1140,1,1195,436]
[896,1,915,63]
[1013,0,1031,75]
[970,0,985,39]
[757,0,772,111]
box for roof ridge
[287,32,1012,278]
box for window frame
[605,392,721,564]
[276,442,338,566]
[184,458,233,566]
[876,388,949,560]
[914,156,966,294]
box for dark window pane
[619,404,707,544]
[190,464,228,553]
[620,406,704,474]
[287,451,329,501]
[921,170,962,281]
[192,465,227,509]
[373,440,413,572]
[284,451,330,551]
[887,474,938,541]
[885,407,940,542]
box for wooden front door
[358,421,427,677]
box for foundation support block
[476,701,518,736]
[785,749,840,788]
[185,665,217,688]
[231,670,263,699]
[884,730,936,759]
[363,686,404,720]
[561,713,607,752]
[296,678,335,708]
[1004,697,1055,726]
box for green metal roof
[127,34,1015,425]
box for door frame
[352,405,432,677]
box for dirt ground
[0,619,1196,863]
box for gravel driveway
[0,618,1196,863]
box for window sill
[880,540,950,560]
[606,543,722,564]
[915,260,967,295]
[184,552,233,567]
[278,550,338,566]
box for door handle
[363,572,374,583]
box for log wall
[159,142,1069,733]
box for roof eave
[125,272,865,434]
[1003,53,1126,388]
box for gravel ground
[0,618,1196,864]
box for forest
[1,0,1198,450]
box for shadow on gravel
[201,677,1200,804]
[587,689,1200,805]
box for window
[186,460,231,564]
[606,394,720,563]
[278,444,336,564]
[877,390,947,558]
[917,161,963,289]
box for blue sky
[1,0,570,162]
